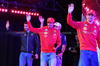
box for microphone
[32,54,35,59]
[31,51,35,59]
[53,43,58,51]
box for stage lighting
[96,20,99,26]
[0,8,8,12]
[11,9,39,16]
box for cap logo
[49,18,51,20]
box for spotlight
[95,20,99,26]
[11,9,39,16]
[82,3,85,7]
[0,8,8,12]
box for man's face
[47,22,54,29]
[75,35,78,40]
[24,24,29,31]
[54,26,61,31]
[86,13,95,23]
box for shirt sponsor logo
[44,35,47,37]
[53,34,56,38]
[83,31,87,33]
[83,27,87,30]
[93,30,97,35]
[94,30,96,32]
[54,30,56,32]
[54,34,56,36]
[94,26,96,29]
[44,32,48,34]
[93,33,96,35]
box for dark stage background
[0,0,82,66]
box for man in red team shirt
[26,15,61,66]
[67,3,100,66]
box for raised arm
[6,20,21,36]
[67,3,81,29]
[39,16,45,28]
[26,15,41,34]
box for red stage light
[17,11,20,13]
[11,10,14,13]
[26,12,28,14]
[82,3,85,7]
[0,8,8,12]
[85,7,88,9]
[87,8,89,11]
[15,10,17,13]
[10,9,39,16]
[96,20,99,26]
[2,9,4,12]
[5,9,8,12]
[85,7,90,11]
[37,13,39,16]
[34,13,36,16]
[20,11,23,14]
[23,12,25,14]
[28,12,31,15]
[31,13,33,15]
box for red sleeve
[27,21,41,34]
[57,31,61,47]
[97,28,100,49]
[67,13,81,29]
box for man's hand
[6,20,10,30]
[39,16,45,23]
[71,49,77,53]
[26,14,31,22]
[68,3,74,13]
[58,52,63,57]
[69,47,77,53]
[69,47,71,51]
[35,54,39,59]
[53,44,58,51]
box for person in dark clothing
[6,21,40,66]
[69,34,80,66]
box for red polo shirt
[27,22,61,53]
[67,13,100,52]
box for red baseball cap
[86,10,96,16]
[47,17,55,23]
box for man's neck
[48,27,53,29]
[87,20,93,24]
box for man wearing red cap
[26,15,61,66]
[39,16,67,66]
[67,3,100,66]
